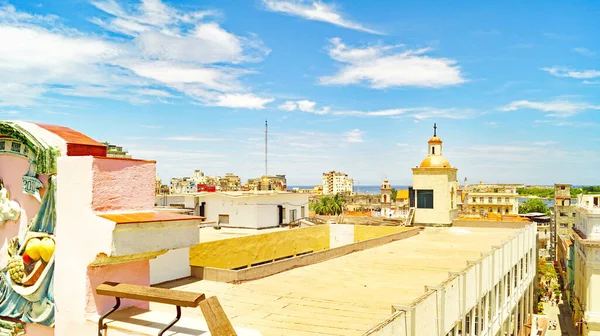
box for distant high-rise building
[322,171,353,195]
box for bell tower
[381,180,392,217]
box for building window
[290,209,297,221]
[497,197,502,203]
[505,197,509,203]
[11,142,21,153]
[488,207,492,213]
[560,212,566,217]
[560,223,567,228]
[480,197,483,202]
[497,208,501,213]
[472,198,476,203]
[431,147,435,154]
[505,208,509,214]
[218,214,229,225]
[488,197,493,203]
[563,200,570,206]
[472,207,476,213]
[561,186,565,190]
[301,206,306,218]
[417,190,434,209]
[0,141,4,151]
[572,213,576,217]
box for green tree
[518,198,549,215]
[312,194,345,215]
[390,188,398,200]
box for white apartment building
[465,183,522,215]
[157,191,310,229]
[569,194,600,335]
[322,170,354,195]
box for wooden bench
[96,282,237,336]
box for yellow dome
[428,136,442,143]
[419,155,451,168]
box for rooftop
[154,226,518,336]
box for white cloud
[320,38,466,89]
[583,80,600,85]
[344,129,364,143]
[0,1,271,109]
[261,0,380,34]
[208,93,274,109]
[542,66,600,79]
[500,99,600,117]
[334,107,474,120]
[574,47,595,56]
[163,136,224,141]
[277,100,330,114]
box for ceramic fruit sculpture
[7,238,24,285]
[25,238,42,261]
[39,237,55,263]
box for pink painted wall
[91,158,155,212]
[24,323,54,336]
[0,154,47,249]
[85,259,150,315]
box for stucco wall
[92,158,155,212]
[150,247,191,285]
[354,225,410,242]
[189,225,329,269]
[330,224,354,247]
[412,169,456,225]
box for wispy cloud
[573,47,596,57]
[484,121,498,127]
[543,32,579,41]
[344,129,364,143]
[542,66,600,79]
[261,0,381,34]
[501,99,600,117]
[163,136,225,142]
[0,1,272,109]
[278,100,330,114]
[320,38,466,89]
[534,119,596,128]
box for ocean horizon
[288,185,410,195]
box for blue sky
[0,0,599,186]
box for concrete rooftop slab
[156,226,519,336]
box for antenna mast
[265,120,268,177]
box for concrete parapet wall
[192,227,420,282]
[190,225,330,269]
[453,219,531,229]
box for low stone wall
[192,227,421,283]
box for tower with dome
[410,123,460,226]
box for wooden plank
[96,282,205,307]
[199,296,238,336]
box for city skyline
[0,0,599,185]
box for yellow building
[570,194,600,335]
[465,182,521,215]
[411,124,460,226]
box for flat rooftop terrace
[149,226,520,335]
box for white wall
[330,224,354,248]
[149,247,191,285]
[413,169,457,225]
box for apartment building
[245,175,287,191]
[219,173,242,191]
[565,194,600,336]
[322,171,353,195]
[465,183,522,215]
